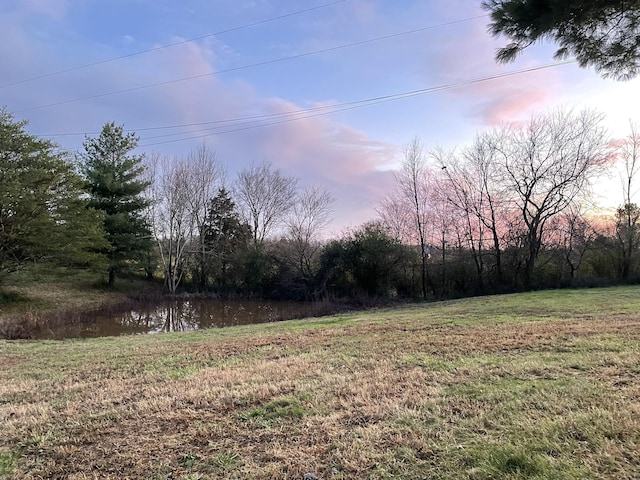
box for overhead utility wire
[0,0,346,90]
[136,60,576,148]
[39,102,349,137]
[38,60,574,142]
[15,14,488,114]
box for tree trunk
[421,250,427,300]
[441,231,446,296]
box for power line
[36,60,575,145]
[0,0,347,90]
[135,60,576,148]
[15,14,488,114]
[38,102,355,138]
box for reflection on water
[36,299,327,340]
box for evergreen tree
[80,122,152,286]
[0,109,108,283]
[483,0,640,80]
[203,188,252,292]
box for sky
[2,0,639,236]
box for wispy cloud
[432,18,562,126]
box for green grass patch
[240,397,308,424]
[0,451,16,478]
[207,452,242,472]
[178,452,198,469]
[461,443,589,479]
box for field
[1,286,640,479]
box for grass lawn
[1,286,640,479]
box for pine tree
[80,122,152,286]
[203,188,252,292]
[0,109,108,283]
[483,0,640,80]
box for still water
[34,298,332,340]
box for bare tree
[548,204,598,280]
[619,122,640,207]
[392,137,432,299]
[434,148,487,290]
[464,134,510,283]
[436,134,510,287]
[235,162,298,245]
[285,185,335,283]
[186,144,225,290]
[147,155,196,294]
[615,202,640,279]
[427,179,458,295]
[493,109,609,287]
[614,123,640,279]
[377,192,416,244]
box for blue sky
[2,0,639,234]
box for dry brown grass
[1,286,640,479]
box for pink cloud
[464,73,557,125]
[94,39,401,232]
[216,97,400,232]
[432,17,563,126]
[244,97,398,177]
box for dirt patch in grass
[1,286,640,479]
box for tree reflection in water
[35,299,330,339]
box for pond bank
[0,281,359,340]
[0,279,162,339]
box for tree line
[1,107,639,302]
[378,109,640,298]
[0,109,334,300]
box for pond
[29,298,340,340]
